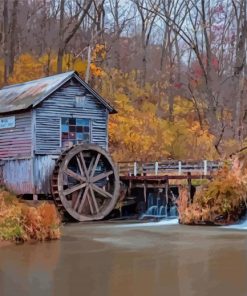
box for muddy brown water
[0,221,247,296]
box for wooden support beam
[187,172,192,203]
[165,176,169,205]
[144,181,147,203]
[120,174,211,181]
[127,180,132,196]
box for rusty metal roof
[0,71,116,114]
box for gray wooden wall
[1,159,33,194]
[34,78,109,155]
[0,112,32,159]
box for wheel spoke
[63,183,86,196]
[91,170,113,183]
[80,152,90,179]
[90,153,101,177]
[86,191,94,214]
[73,189,83,211]
[91,183,114,199]
[64,169,86,182]
[76,156,84,176]
[78,186,89,213]
[87,156,96,176]
[89,185,99,213]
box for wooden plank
[120,174,212,181]
[144,181,147,203]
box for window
[75,96,85,108]
[61,117,90,148]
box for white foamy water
[224,218,247,230]
[115,218,179,228]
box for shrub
[178,157,247,225]
[0,188,61,242]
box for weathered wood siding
[0,112,32,159]
[34,78,108,154]
[1,159,33,194]
[34,156,58,194]
[0,156,57,195]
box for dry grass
[0,188,61,242]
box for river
[0,220,247,296]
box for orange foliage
[0,53,237,162]
[178,155,247,225]
[21,203,61,241]
[0,188,61,242]
[4,51,104,86]
[101,70,217,161]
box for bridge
[117,160,221,216]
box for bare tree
[57,0,94,73]
[107,0,134,69]
[231,0,247,141]
[3,0,9,83]
[147,0,247,153]
[133,0,158,86]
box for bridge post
[155,162,159,175]
[178,161,182,175]
[203,160,208,176]
[134,162,137,176]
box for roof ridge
[0,71,117,114]
[2,71,76,90]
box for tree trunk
[3,0,9,83]
[9,0,19,75]
[167,28,174,122]
[57,0,65,73]
[141,44,147,87]
[85,45,92,83]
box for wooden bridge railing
[118,160,220,176]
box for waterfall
[141,191,178,220]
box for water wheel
[51,144,120,221]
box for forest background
[1,0,247,162]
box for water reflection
[0,225,247,296]
[0,241,60,296]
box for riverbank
[0,188,61,243]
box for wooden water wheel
[51,144,120,221]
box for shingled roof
[0,71,116,114]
